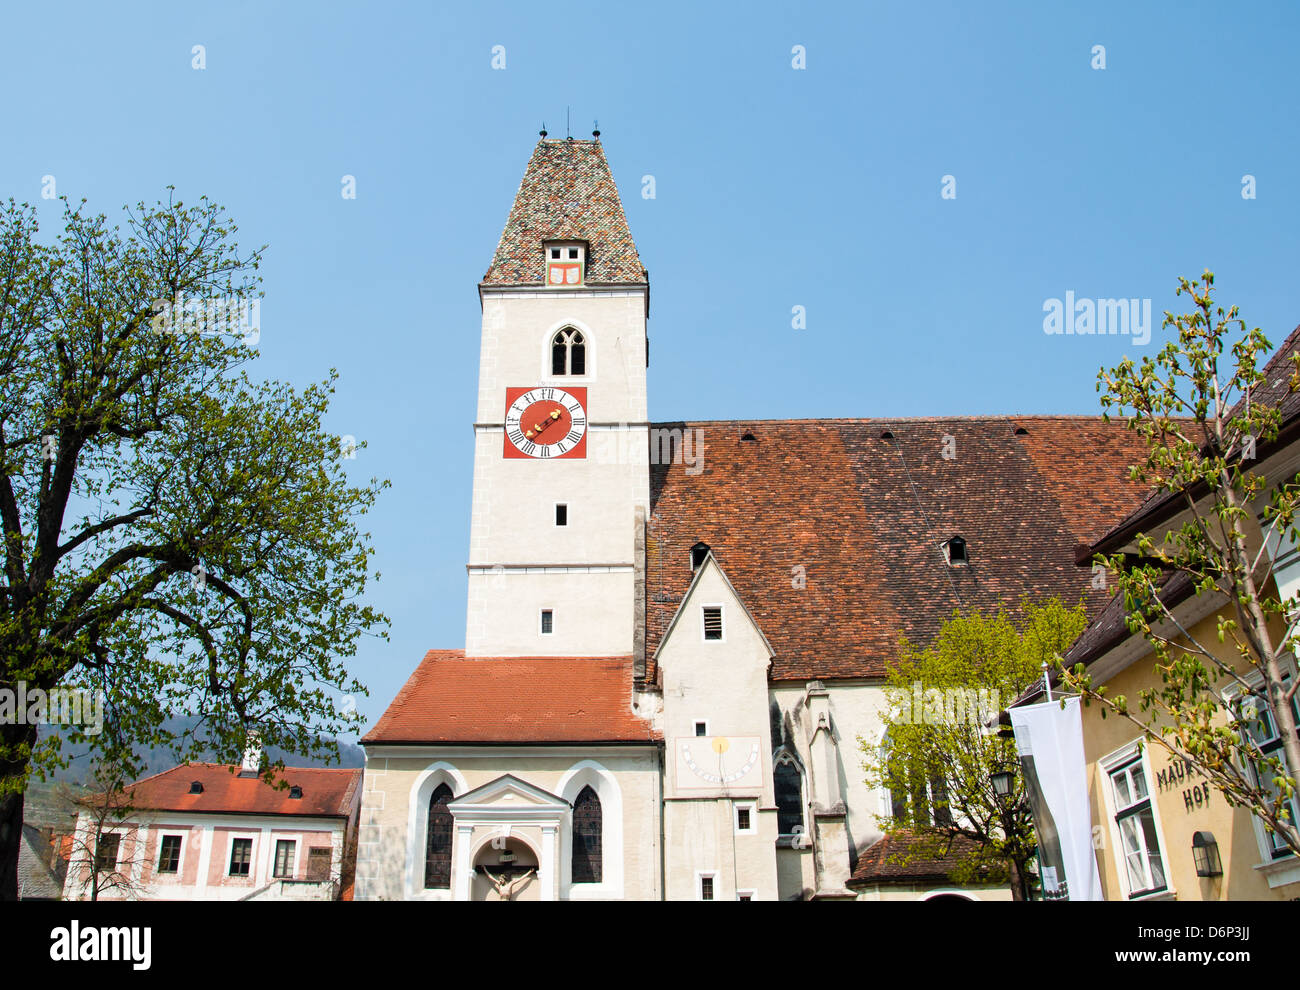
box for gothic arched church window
[551,327,586,376]
[773,751,805,838]
[424,783,454,889]
[571,784,603,883]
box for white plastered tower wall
[656,555,781,900]
[466,288,650,657]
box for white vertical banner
[1009,696,1103,901]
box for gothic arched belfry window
[572,785,603,883]
[551,327,585,376]
[425,783,454,889]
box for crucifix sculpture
[479,863,537,901]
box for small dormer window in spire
[545,242,584,286]
[943,536,969,566]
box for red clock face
[504,386,587,459]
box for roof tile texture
[363,651,658,744]
[647,416,1151,682]
[123,764,361,818]
[849,830,987,885]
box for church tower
[466,137,650,657]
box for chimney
[239,731,262,778]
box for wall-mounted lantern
[1192,831,1222,877]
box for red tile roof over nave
[646,415,1152,683]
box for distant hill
[33,716,365,785]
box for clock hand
[525,409,563,440]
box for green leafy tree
[862,598,1088,900]
[1060,271,1300,857]
[0,194,388,900]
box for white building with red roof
[357,135,1154,901]
[63,756,361,901]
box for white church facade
[354,136,1150,901]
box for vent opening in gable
[690,541,711,571]
[943,536,969,566]
[1014,427,1029,436]
[289,785,304,799]
[189,781,204,794]
[880,430,894,440]
[703,606,724,641]
[741,432,757,442]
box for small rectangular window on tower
[699,875,715,901]
[703,606,723,641]
[540,609,554,635]
[555,503,568,526]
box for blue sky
[5,1,1298,735]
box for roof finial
[592,119,600,140]
[539,122,547,138]
[565,106,571,141]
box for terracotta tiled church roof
[482,139,647,287]
[362,651,658,745]
[646,416,1151,683]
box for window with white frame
[734,802,757,835]
[550,326,586,374]
[1107,755,1168,897]
[228,837,254,877]
[697,871,718,901]
[273,839,297,879]
[157,834,182,874]
[1233,685,1300,859]
[94,832,121,873]
[540,609,554,635]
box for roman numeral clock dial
[503,386,587,459]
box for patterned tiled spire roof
[482,138,647,286]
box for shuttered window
[703,606,723,640]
